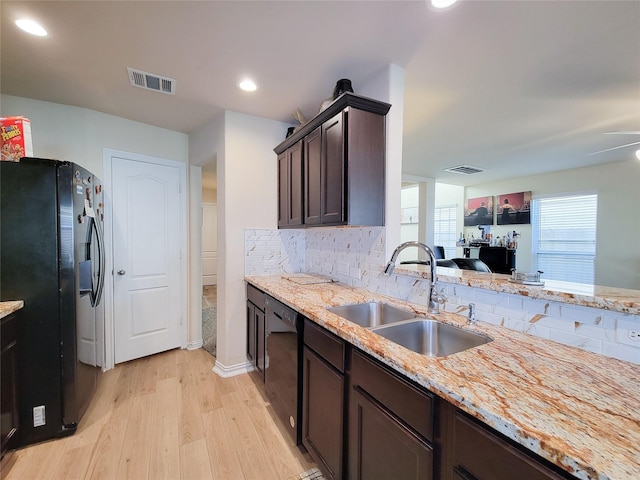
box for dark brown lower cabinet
[302,346,345,480]
[273,309,580,480]
[246,284,265,381]
[453,466,477,480]
[440,401,575,480]
[349,350,435,480]
[349,386,434,480]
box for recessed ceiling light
[635,149,640,160]
[16,19,47,37]
[239,79,257,92]
[430,0,458,9]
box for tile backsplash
[245,227,639,364]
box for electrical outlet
[33,405,46,427]
[616,322,640,348]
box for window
[434,205,457,258]
[531,193,597,284]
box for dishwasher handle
[265,295,298,328]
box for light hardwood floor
[2,348,318,480]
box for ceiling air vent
[127,67,176,95]
[444,165,484,175]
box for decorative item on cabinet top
[274,93,391,155]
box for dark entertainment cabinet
[274,93,390,228]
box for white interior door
[202,202,217,285]
[111,155,184,363]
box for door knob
[117,269,126,275]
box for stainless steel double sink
[327,302,492,357]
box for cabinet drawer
[246,283,265,311]
[304,319,345,372]
[351,350,434,442]
[453,411,567,480]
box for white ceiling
[2,1,639,186]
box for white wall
[1,95,188,176]
[214,111,290,375]
[465,159,640,289]
[360,64,405,259]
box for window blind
[434,205,457,258]
[531,194,597,284]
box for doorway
[201,165,217,356]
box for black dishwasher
[264,295,303,445]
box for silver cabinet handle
[117,269,126,275]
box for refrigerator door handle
[88,217,105,307]
[95,217,105,307]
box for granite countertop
[399,264,640,315]
[246,274,640,480]
[0,300,24,319]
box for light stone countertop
[398,264,640,315]
[0,300,23,319]
[246,274,639,480]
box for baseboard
[186,339,203,350]
[212,359,253,378]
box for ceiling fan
[586,131,640,157]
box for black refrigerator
[0,157,105,447]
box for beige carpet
[202,285,217,356]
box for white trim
[531,188,598,201]
[186,339,203,350]
[102,148,188,370]
[212,360,254,378]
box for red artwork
[497,191,531,225]
[464,196,493,226]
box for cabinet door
[255,308,266,381]
[277,152,288,228]
[287,141,304,226]
[450,411,567,480]
[246,301,265,382]
[304,128,322,225]
[302,346,344,480]
[277,141,304,228]
[349,386,434,480]
[246,302,256,365]
[321,112,345,225]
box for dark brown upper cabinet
[277,140,304,228]
[274,93,390,228]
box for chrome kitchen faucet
[383,241,445,314]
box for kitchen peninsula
[403,265,640,315]
[246,274,639,480]
[0,301,23,319]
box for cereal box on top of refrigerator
[1,116,33,161]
